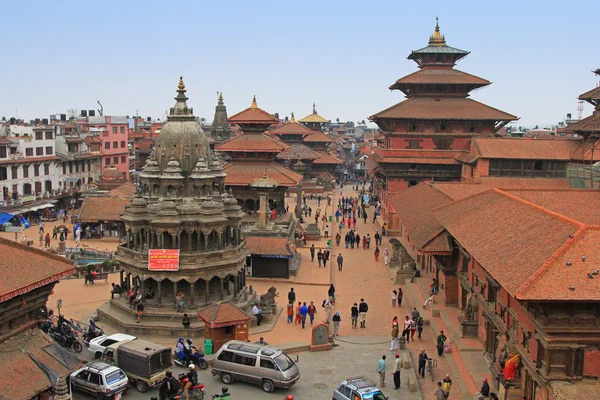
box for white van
[211,340,300,392]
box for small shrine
[197,302,250,353]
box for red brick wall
[584,348,600,378]
[440,271,458,306]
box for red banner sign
[148,249,180,271]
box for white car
[89,333,136,359]
[70,361,129,399]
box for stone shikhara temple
[101,78,252,334]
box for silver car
[211,340,300,393]
[70,361,129,399]
[333,377,388,400]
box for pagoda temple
[563,70,600,137]
[299,103,329,131]
[217,97,303,214]
[99,77,251,336]
[369,18,517,218]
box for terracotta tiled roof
[390,69,490,89]
[473,138,579,160]
[578,86,600,101]
[276,143,320,161]
[0,237,76,302]
[78,197,130,221]
[270,121,313,137]
[369,97,518,121]
[245,236,292,256]
[223,162,303,187]
[106,182,137,198]
[433,189,600,299]
[84,135,102,144]
[434,177,571,201]
[197,303,249,329]
[388,183,454,253]
[0,330,83,399]
[562,112,600,133]
[0,137,14,145]
[228,107,278,125]
[216,133,288,153]
[313,151,343,165]
[302,131,334,143]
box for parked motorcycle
[173,349,208,370]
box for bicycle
[426,358,437,382]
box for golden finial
[251,95,258,108]
[313,103,317,114]
[178,76,185,91]
[218,92,223,101]
[428,16,446,47]
[290,112,296,123]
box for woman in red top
[295,302,302,324]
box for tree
[67,108,79,118]
[594,68,600,76]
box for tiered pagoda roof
[565,73,600,136]
[216,132,288,154]
[299,103,329,124]
[269,113,313,138]
[223,162,303,187]
[313,151,343,165]
[228,95,279,126]
[303,130,334,144]
[276,143,321,161]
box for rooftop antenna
[97,101,104,116]
[577,100,584,120]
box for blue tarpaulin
[0,212,14,225]
[20,215,31,228]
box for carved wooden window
[487,280,497,304]
[522,329,531,350]
[461,254,470,273]
[508,310,518,333]
[406,140,422,149]
[573,348,584,376]
[536,340,545,369]
[498,302,507,322]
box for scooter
[177,374,205,400]
[173,349,209,370]
[82,326,105,347]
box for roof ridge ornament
[428,17,447,47]
[290,112,296,123]
[313,103,317,114]
[251,95,258,109]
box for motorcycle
[173,349,208,370]
[49,326,83,353]
[82,326,105,347]
[177,374,205,400]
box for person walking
[374,231,381,246]
[337,253,344,271]
[324,225,329,238]
[418,349,429,379]
[390,318,399,351]
[355,233,360,249]
[479,378,490,397]
[377,355,386,387]
[44,233,51,248]
[411,307,420,321]
[175,292,185,312]
[288,288,296,305]
[383,248,389,266]
[324,298,333,324]
[328,284,336,301]
[136,301,144,323]
[322,251,328,268]
[358,298,368,328]
[374,246,380,261]
[300,302,308,329]
[317,250,323,267]
[392,353,401,390]
[437,330,448,356]
[335,232,341,246]
[435,382,447,400]
[403,316,412,342]
[287,302,294,323]
[351,303,359,329]
[295,302,302,325]
[366,233,371,249]
[417,317,424,340]
[391,290,397,307]
[345,233,350,249]
[308,301,317,325]
[332,311,341,336]
[410,317,417,341]
[442,374,453,398]
[397,288,403,307]
[310,245,315,262]
[362,235,367,249]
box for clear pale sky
[2,0,599,127]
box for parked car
[333,377,388,400]
[102,338,172,393]
[211,340,300,393]
[88,333,136,359]
[70,361,129,400]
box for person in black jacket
[288,288,296,305]
[351,303,359,329]
[358,299,368,328]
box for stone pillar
[189,281,195,306]
[295,184,303,219]
[176,232,181,249]
[197,230,201,251]
[119,270,124,288]
[173,281,178,299]
[145,230,150,250]
[139,279,146,301]
[219,277,224,300]
[157,279,162,305]
[242,268,246,287]
[126,231,131,248]
[258,192,267,228]
[203,232,209,250]
[188,232,192,253]
[134,231,139,250]
[217,231,223,250]
[204,280,210,304]
[233,273,239,296]
[134,276,139,292]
